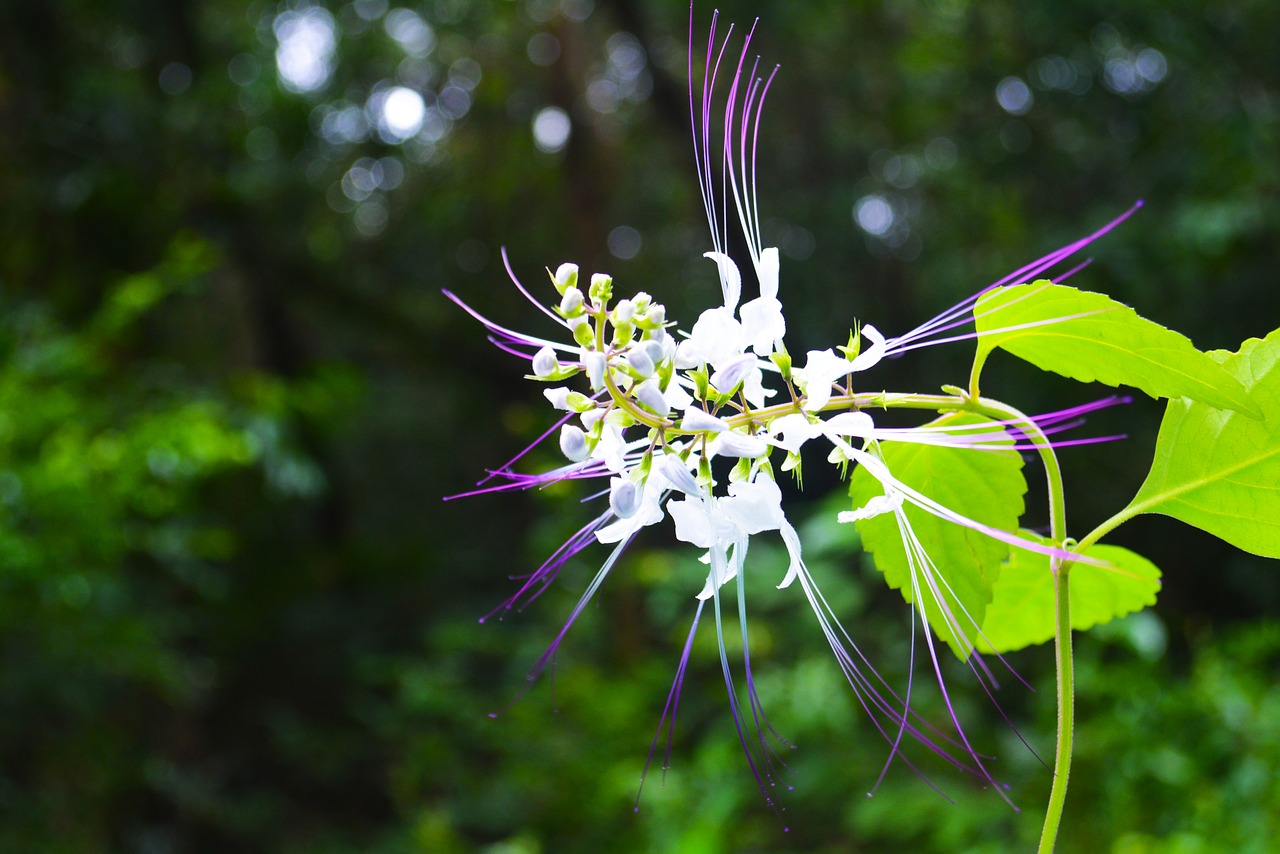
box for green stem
[1074,503,1142,555]
[1039,557,1074,853]
[966,397,1072,854]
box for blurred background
[1,0,1278,851]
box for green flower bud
[589,273,613,305]
[550,262,579,295]
[571,317,596,348]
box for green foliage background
[1,0,1277,850]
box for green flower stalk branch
[448,4,1280,848]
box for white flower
[767,412,824,453]
[666,474,804,600]
[675,306,744,369]
[795,325,887,412]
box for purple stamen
[890,201,1144,352]
[481,510,614,622]
[489,531,638,716]
[501,246,568,328]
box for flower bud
[571,316,596,348]
[612,299,636,323]
[681,407,729,433]
[583,350,606,391]
[625,347,655,378]
[559,424,589,462]
[634,379,670,417]
[659,454,701,496]
[552,263,579,295]
[559,286,584,316]
[532,346,559,378]
[608,477,641,519]
[710,355,756,394]
[636,303,666,330]
[610,320,635,349]
[565,391,594,412]
[589,273,613,305]
[641,339,665,369]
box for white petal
[775,522,805,590]
[669,497,716,549]
[798,349,851,412]
[703,251,742,311]
[678,306,744,368]
[711,431,768,459]
[836,492,904,523]
[757,247,780,300]
[592,423,628,472]
[710,354,758,393]
[740,369,773,409]
[849,324,887,373]
[596,484,664,543]
[824,411,876,438]
[664,380,693,411]
[695,546,736,600]
[543,387,572,410]
[768,413,822,454]
[721,477,784,535]
[739,296,786,355]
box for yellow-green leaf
[975,281,1261,417]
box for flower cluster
[447,6,1137,815]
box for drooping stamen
[636,598,706,810]
[488,530,638,717]
[480,509,613,622]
